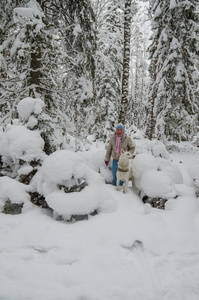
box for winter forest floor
[1,142,199,300]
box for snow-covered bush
[0,176,32,214]
[17,97,45,128]
[0,130,116,219]
[188,163,199,181]
[132,153,157,189]
[0,96,116,219]
[132,139,183,208]
[0,124,45,180]
[140,170,176,199]
[17,97,74,154]
[133,137,170,158]
[29,149,116,220]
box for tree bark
[119,0,132,125]
[149,40,158,140]
[29,51,42,97]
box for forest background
[0,0,199,155]
[1,2,199,298]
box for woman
[104,123,135,185]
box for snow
[132,153,157,189]
[18,164,33,176]
[1,132,199,299]
[27,115,39,129]
[0,124,45,162]
[170,0,177,10]
[29,148,116,219]
[140,170,176,198]
[188,163,199,180]
[188,163,199,190]
[73,24,82,36]
[14,0,44,30]
[17,97,45,120]
[0,176,32,212]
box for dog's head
[121,149,133,159]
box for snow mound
[46,183,116,220]
[18,164,33,176]
[152,143,170,159]
[188,163,199,191]
[0,176,32,212]
[134,138,170,159]
[196,179,199,189]
[140,170,177,199]
[41,150,84,186]
[30,150,116,218]
[99,165,113,184]
[156,157,183,184]
[132,153,157,189]
[0,125,44,162]
[132,146,182,199]
[46,187,99,219]
[188,163,199,180]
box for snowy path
[1,152,199,300]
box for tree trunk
[149,40,158,140]
[29,51,42,97]
[119,0,132,125]
[134,52,138,123]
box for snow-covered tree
[0,0,27,124]
[119,0,133,125]
[127,0,151,130]
[50,0,97,140]
[147,0,199,142]
[91,0,123,140]
[0,0,74,153]
[0,2,54,114]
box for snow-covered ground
[1,138,199,300]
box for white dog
[116,150,134,194]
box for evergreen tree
[51,0,97,140]
[148,0,199,142]
[0,1,57,116]
[92,0,123,140]
[0,0,72,153]
[0,0,26,124]
[127,0,150,130]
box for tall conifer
[148,0,199,142]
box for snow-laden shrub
[0,125,44,161]
[132,153,157,189]
[133,137,170,158]
[17,97,45,126]
[156,157,183,184]
[0,124,45,179]
[17,97,75,155]
[140,170,176,199]
[29,150,116,220]
[0,176,32,213]
[188,164,199,181]
[132,139,183,207]
[152,143,170,159]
